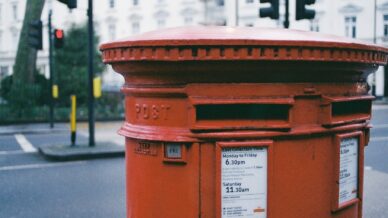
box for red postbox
[100,27,388,218]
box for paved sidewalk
[373,97,388,105]
[39,121,125,161]
[0,121,124,144]
[78,121,124,146]
[0,121,125,161]
[0,123,68,135]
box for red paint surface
[100,27,388,218]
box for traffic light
[259,0,279,20]
[28,20,43,50]
[296,0,316,20]
[54,29,64,49]
[57,0,77,9]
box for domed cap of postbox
[100,26,388,65]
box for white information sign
[339,137,359,206]
[221,147,267,218]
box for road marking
[0,161,87,171]
[0,150,25,156]
[370,136,388,142]
[14,134,37,153]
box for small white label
[165,144,182,158]
[339,137,359,206]
[221,147,267,218]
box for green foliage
[0,71,49,106]
[55,23,105,107]
[95,92,124,118]
[0,75,12,101]
[0,23,113,124]
[0,72,49,121]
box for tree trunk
[12,0,45,86]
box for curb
[38,143,125,161]
[373,102,388,105]
[373,98,388,105]
[372,104,388,110]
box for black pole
[372,0,377,96]
[48,10,54,128]
[374,0,377,44]
[284,0,290,28]
[87,0,95,147]
[385,67,388,97]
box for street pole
[284,0,290,28]
[48,10,54,128]
[87,0,95,147]
[372,0,377,96]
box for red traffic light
[54,29,64,48]
[55,29,64,39]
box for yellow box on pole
[93,76,102,98]
[52,85,59,99]
[70,95,76,132]
[70,95,77,146]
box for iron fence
[0,88,124,125]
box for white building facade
[0,0,386,96]
[225,0,387,97]
[0,0,221,90]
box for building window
[108,24,116,40]
[157,19,166,28]
[12,31,18,50]
[345,16,356,38]
[0,32,2,51]
[133,0,139,6]
[184,17,193,25]
[12,3,18,21]
[310,19,319,32]
[384,15,388,37]
[109,0,115,8]
[0,66,9,79]
[217,0,224,6]
[0,4,2,24]
[132,22,140,34]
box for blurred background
[0,1,387,218]
[0,0,387,123]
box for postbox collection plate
[333,131,364,212]
[339,137,359,206]
[221,146,268,218]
